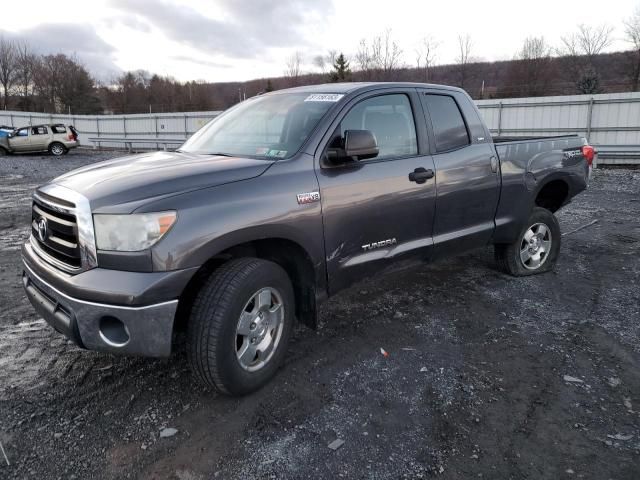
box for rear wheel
[49,142,67,156]
[494,207,561,276]
[187,258,294,395]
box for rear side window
[52,125,67,134]
[340,94,417,160]
[423,94,470,152]
[31,126,48,135]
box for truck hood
[50,151,275,211]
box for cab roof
[271,82,465,96]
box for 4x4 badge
[296,191,321,205]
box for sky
[0,0,638,83]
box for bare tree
[456,34,473,88]
[313,54,326,73]
[284,51,302,85]
[516,36,553,96]
[561,24,613,61]
[415,36,439,82]
[0,36,17,109]
[14,41,37,107]
[356,30,403,80]
[313,50,338,74]
[355,39,374,79]
[624,6,640,91]
[372,29,403,76]
[560,24,613,93]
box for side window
[31,126,48,135]
[423,94,470,152]
[340,94,418,160]
[51,125,67,134]
[16,128,29,137]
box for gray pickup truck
[21,83,593,395]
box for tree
[561,24,613,61]
[456,34,473,89]
[14,41,37,110]
[503,36,553,97]
[0,36,17,109]
[328,53,351,82]
[284,51,302,85]
[355,30,403,80]
[560,24,613,93]
[265,79,274,92]
[575,66,601,94]
[33,54,101,113]
[624,6,640,91]
[355,39,374,79]
[415,36,439,82]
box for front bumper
[22,241,197,357]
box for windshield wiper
[206,152,234,157]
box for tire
[494,207,561,276]
[49,142,67,156]
[187,258,295,395]
[0,147,7,157]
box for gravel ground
[0,150,639,479]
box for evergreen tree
[265,79,274,92]
[329,54,351,82]
[576,67,601,94]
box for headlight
[94,212,176,251]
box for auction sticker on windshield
[304,94,344,102]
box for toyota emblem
[37,217,48,242]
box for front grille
[31,195,82,270]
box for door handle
[409,167,434,184]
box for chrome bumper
[22,259,178,357]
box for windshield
[180,93,340,159]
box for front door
[9,127,31,151]
[316,91,437,294]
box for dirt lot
[0,151,639,480]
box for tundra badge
[362,238,397,251]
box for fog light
[99,316,130,347]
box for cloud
[170,55,231,69]
[1,24,120,80]
[108,0,334,59]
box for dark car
[21,82,593,395]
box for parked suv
[21,83,592,395]
[0,123,79,156]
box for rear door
[30,126,50,151]
[419,90,500,256]
[316,89,437,294]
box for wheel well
[174,238,318,337]
[535,180,568,213]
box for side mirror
[344,129,378,160]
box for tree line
[1,5,639,115]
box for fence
[0,111,222,149]
[475,92,640,164]
[1,91,639,162]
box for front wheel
[49,142,67,156]
[494,207,561,276]
[187,258,295,395]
